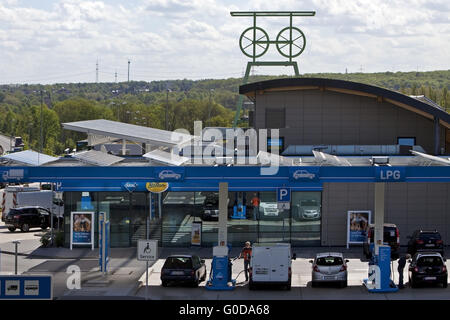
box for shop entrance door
[257,191,291,243]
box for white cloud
[0,0,448,84]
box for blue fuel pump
[205,246,236,291]
[363,245,398,293]
[231,192,247,219]
[231,204,246,219]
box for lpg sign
[375,167,405,182]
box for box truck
[1,186,63,221]
[249,243,296,290]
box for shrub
[55,231,65,247]
[40,232,52,247]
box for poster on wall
[191,221,202,246]
[346,210,371,249]
[70,212,95,250]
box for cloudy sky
[0,0,449,84]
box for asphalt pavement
[135,247,450,300]
[1,221,450,300]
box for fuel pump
[363,183,398,293]
[205,182,237,291]
[205,246,236,290]
[231,192,246,219]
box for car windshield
[369,227,397,240]
[163,257,193,269]
[301,200,317,206]
[316,256,343,266]
[204,197,218,206]
[417,256,443,267]
[419,233,441,240]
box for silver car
[310,252,348,288]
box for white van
[249,243,296,290]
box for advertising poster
[70,212,94,250]
[347,211,371,248]
[191,221,202,246]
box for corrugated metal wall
[255,90,445,154]
[321,182,450,246]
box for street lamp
[208,89,214,124]
[165,88,171,131]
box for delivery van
[249,243,296,290]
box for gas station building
[2,78,450,249]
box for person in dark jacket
[397,253,411,288]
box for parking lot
[135,247,450,300]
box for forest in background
[0,70,449,156]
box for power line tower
[96,59,99,83]
[230,11,315,127]
[128,59,131,82]
[115,70,117,83]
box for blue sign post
[99,212,110,275]
[277,187,291,210]
[0,275,52,300]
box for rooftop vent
[370,156,390,166]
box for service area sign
[0,275,52,300]
[137,240,159,261]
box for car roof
[12,206,47,210]
[368,223,397,228]
[166,255,195,258]
[415,252,443,258]
[315,252,344,258]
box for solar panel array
[72,150,124,166]
[63,119,193,148]
[143,149,190,166]
[0,150,58,166]
[312,150,352,166]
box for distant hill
[1,70,449,111]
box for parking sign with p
[277,188,291,202]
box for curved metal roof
[239,77,450,126]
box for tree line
[0,70,448,156]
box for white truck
[249,243,296,290]
[1,186,64,221]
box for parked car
[161,255,207,287]
[202,194,219,221]
[407,230,444,256]
[297,199,321,220]
[249,243,296,290]
[408,252,447,288]
[4,206,53,232]
[310,252,348,288]
[363,223,400,259]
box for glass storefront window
[258,191,290,243]
[291,192,321,246]
[64,190,322,248]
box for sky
[0,0,449,84]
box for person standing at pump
[239,241,252,282]
[397,253,411,289]
[251,194,260,221]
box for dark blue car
[161,255,207,287]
